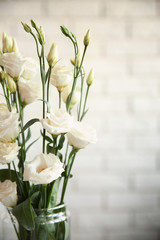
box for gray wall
[0,0,160,240]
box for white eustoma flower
[18,78,41,105]
[50,66,72,91]
[21,57,38,80]
[67,121,97,149]
[0,142,20,164]
[41,109,73,135]
[0,104,19,142]
[23,153,64,185]
[0,180,18,207]
[0,52,25,78]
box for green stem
[1,82,11,111]
[42,83,46,153]
[67,46,87,113]
[12,161,26,198]
[42,185,47,208]
[59,91,62,109]
[60,149,78,203]
[80,85,90,121]
[47,66,52,112]
[78,70,85,121]
[63,143,69,165]
[30,32,40,58]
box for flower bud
[83,29,90,46]
[6,74,17,93]
[47,43,58,67]
[86,68,94,86]
[2,32,12,53]
[0,71,6,82]
[12,38,19,52]
[70,59,75,66]
[21,22,31,33]
[37,26,46,45]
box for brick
[74,18,127,39]
[107,114,158,134]
[79,212,131,229]
[133,98,160,113]
[135,174,160,191]
[106,0,156,17]
[107,76,159,97]
[47,1,100,17]
[107,39,158,56]
[133,57,160,74]
[0,2,42,17]
[77,173,129,192]
[132,135,160,153]
[106,153,156,173]
[108,231,158,240]
[107,193,159,210]
[135,211,160,229]
[132,19,160,38]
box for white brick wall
[0,0,160,239]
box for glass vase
[2,204,70,240]
[31,204,70,240]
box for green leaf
[12,192,41,231]
[47,178,61,208]
[44,135,53,144]
[22,118,40,132]
[12,199,35,231]
[47,143,55,154]
[0,169,17,182]
[57,152,63,162]
[25,128,31,142]
[57,134,65,150]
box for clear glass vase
[2,204,70,240]
[31,204,70,240]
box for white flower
[62,85,80,107]
[23,153,64,185]
[0,104,19,142]
[0,180,17,207]
[21,57,38,80]
[0,52,25,78]
[67,121,97,149]
[0,142,20,164]
[50,66,72,91]
[18,78,41,105]
[41,109,73,135]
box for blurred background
[0,0,160,239]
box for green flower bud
[0,71,6,82]
[47,43,58,67]
[21,22,31,33]
[12,38,19,52]
[86,68,94,86]
[37,26,46,45]
[7,74,17,93]
[83,29,90,46]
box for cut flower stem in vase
[0,20,97,240]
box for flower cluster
[0,20,96,237]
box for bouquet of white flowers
[0,20,97,240]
